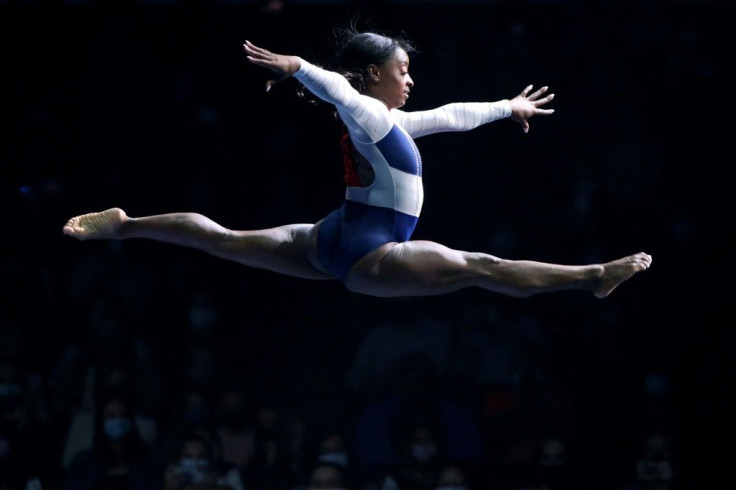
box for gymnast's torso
[292,58,512,280]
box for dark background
[1,0,731,488]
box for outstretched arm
[243,40,302,92]
[243,39,365,109]
[243,39,394,143]
[394,85,554,138]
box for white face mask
[179,457,208,470]
[188,307,217,330]
[318,452,349,467]
[177,457,209,484]
[103,416,132,440]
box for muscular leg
[63,208,334,280]
[344,240,652,298]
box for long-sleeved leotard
[293,58,512,280]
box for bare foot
[63,208,128,240]
[593,252,652,298]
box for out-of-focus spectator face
[308,464,344,490]
[540,437,567,467]
[643,433,670,460]
[181,390,210,428]
[409,427,438,464]
[636,433,673,483]
[216,389,248,431]
[435,465,468,489]
[256,406,279,430]
[181,438,208,460]
[102,399,133,441]
[174,436,214,486]
[317,434,349,468]
[320,434,346,453]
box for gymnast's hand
[243,40,302,92]
[508,85,555,133]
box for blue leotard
[293,59,512,280]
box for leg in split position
[63,207,651,299]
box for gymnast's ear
[367,64,380,83]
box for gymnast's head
[336,29,417,109]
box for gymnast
[63,29,651,298]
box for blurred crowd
[0,268,679,490]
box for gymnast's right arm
[243,40,302,92]
[244,40,390,143]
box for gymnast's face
[367,47,414,110]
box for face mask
[0,383,22,413]
[103,416,133,440]
[178,457,209,484]
[411,444,437,463]
[0,383,21,398]
[188,307,217,330]
[318,451,349,467]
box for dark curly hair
[296,22,417,108]
[333,26,416,93]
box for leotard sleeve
[292,58,393,144]
[391,101,512,139]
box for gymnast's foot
[593,252,652,298]
[63,208,128,240]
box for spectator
[306,463,350,490]
[316,432,351,470]
[0,358,57,489]
[213,387,255,472]
[162,387,215,467]
[60,362,159,470]
[63,394,161,490]
[50,294,161,469]
[354,352,483,486]
[245,395,293,490]
[620,432,675,490]
[537,436,570,490]
[163,431,244,490]
[379,423,445,490]
[434,464,471,490]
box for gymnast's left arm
[395,84,555,138]
[392,101,513,139]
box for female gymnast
[63,30,651,299]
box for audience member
[316,432,351,470]
[434,464,471,490]
[244,395,292,489]
[0,358,57,489]
[378,423,445,490]
[163,431,244,490]
[620,431,675,490]
[49,293,161,468]
[162,387,216,466]
[60,362,159,469]
[306,462,350,490]
[537,436,570,490]
[213,386,256,472]
[354,352,483,487]
[62,394,161,490]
